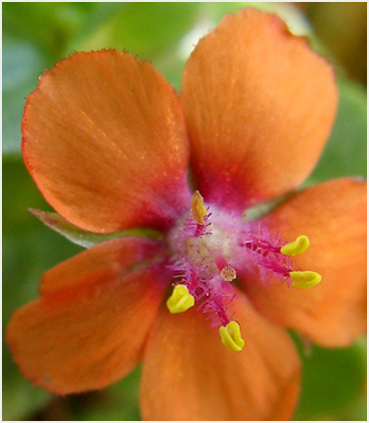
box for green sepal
[30,209,162,249]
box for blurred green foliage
[296,339,367,420]
[3,2,366,421]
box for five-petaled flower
[6,8,367,421]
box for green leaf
[294,338,367,420]
[2,36,48,157]
[3,2,94,57]
[67,3,199,60]
[308,78,367,183]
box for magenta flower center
[165,191,321,351]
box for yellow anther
[220,265,237,282]
[166,284,195,314]
[290,270,322,289]
[219,321,245,352]
[191,190,207,225]
[281,235,310,256]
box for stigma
[166,191,321,352]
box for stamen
[168,193,321,352]
[191,190,207,225]
[220,265,237,282]
[166,284,195,314]
[290,270,322,289]
[219,321,245,352]
[281,235,310,257]
[240,224,293,284]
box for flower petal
[242,179,367,347]
[180,9,338,210]
[6,238,170,394]
[22,50,191,233]
[140,289,300,420]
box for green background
[3,2,367,420]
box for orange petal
[180,9,338,210]
[39,236,165,295]
[140,289,300,420]
[22,50,190,233]
[6,238,170,394]
[242,179,367,347]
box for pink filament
[168,204,294,329]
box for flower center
[166,191,321,352]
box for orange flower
[6,9,366,421]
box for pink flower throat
[167,191,294,330]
